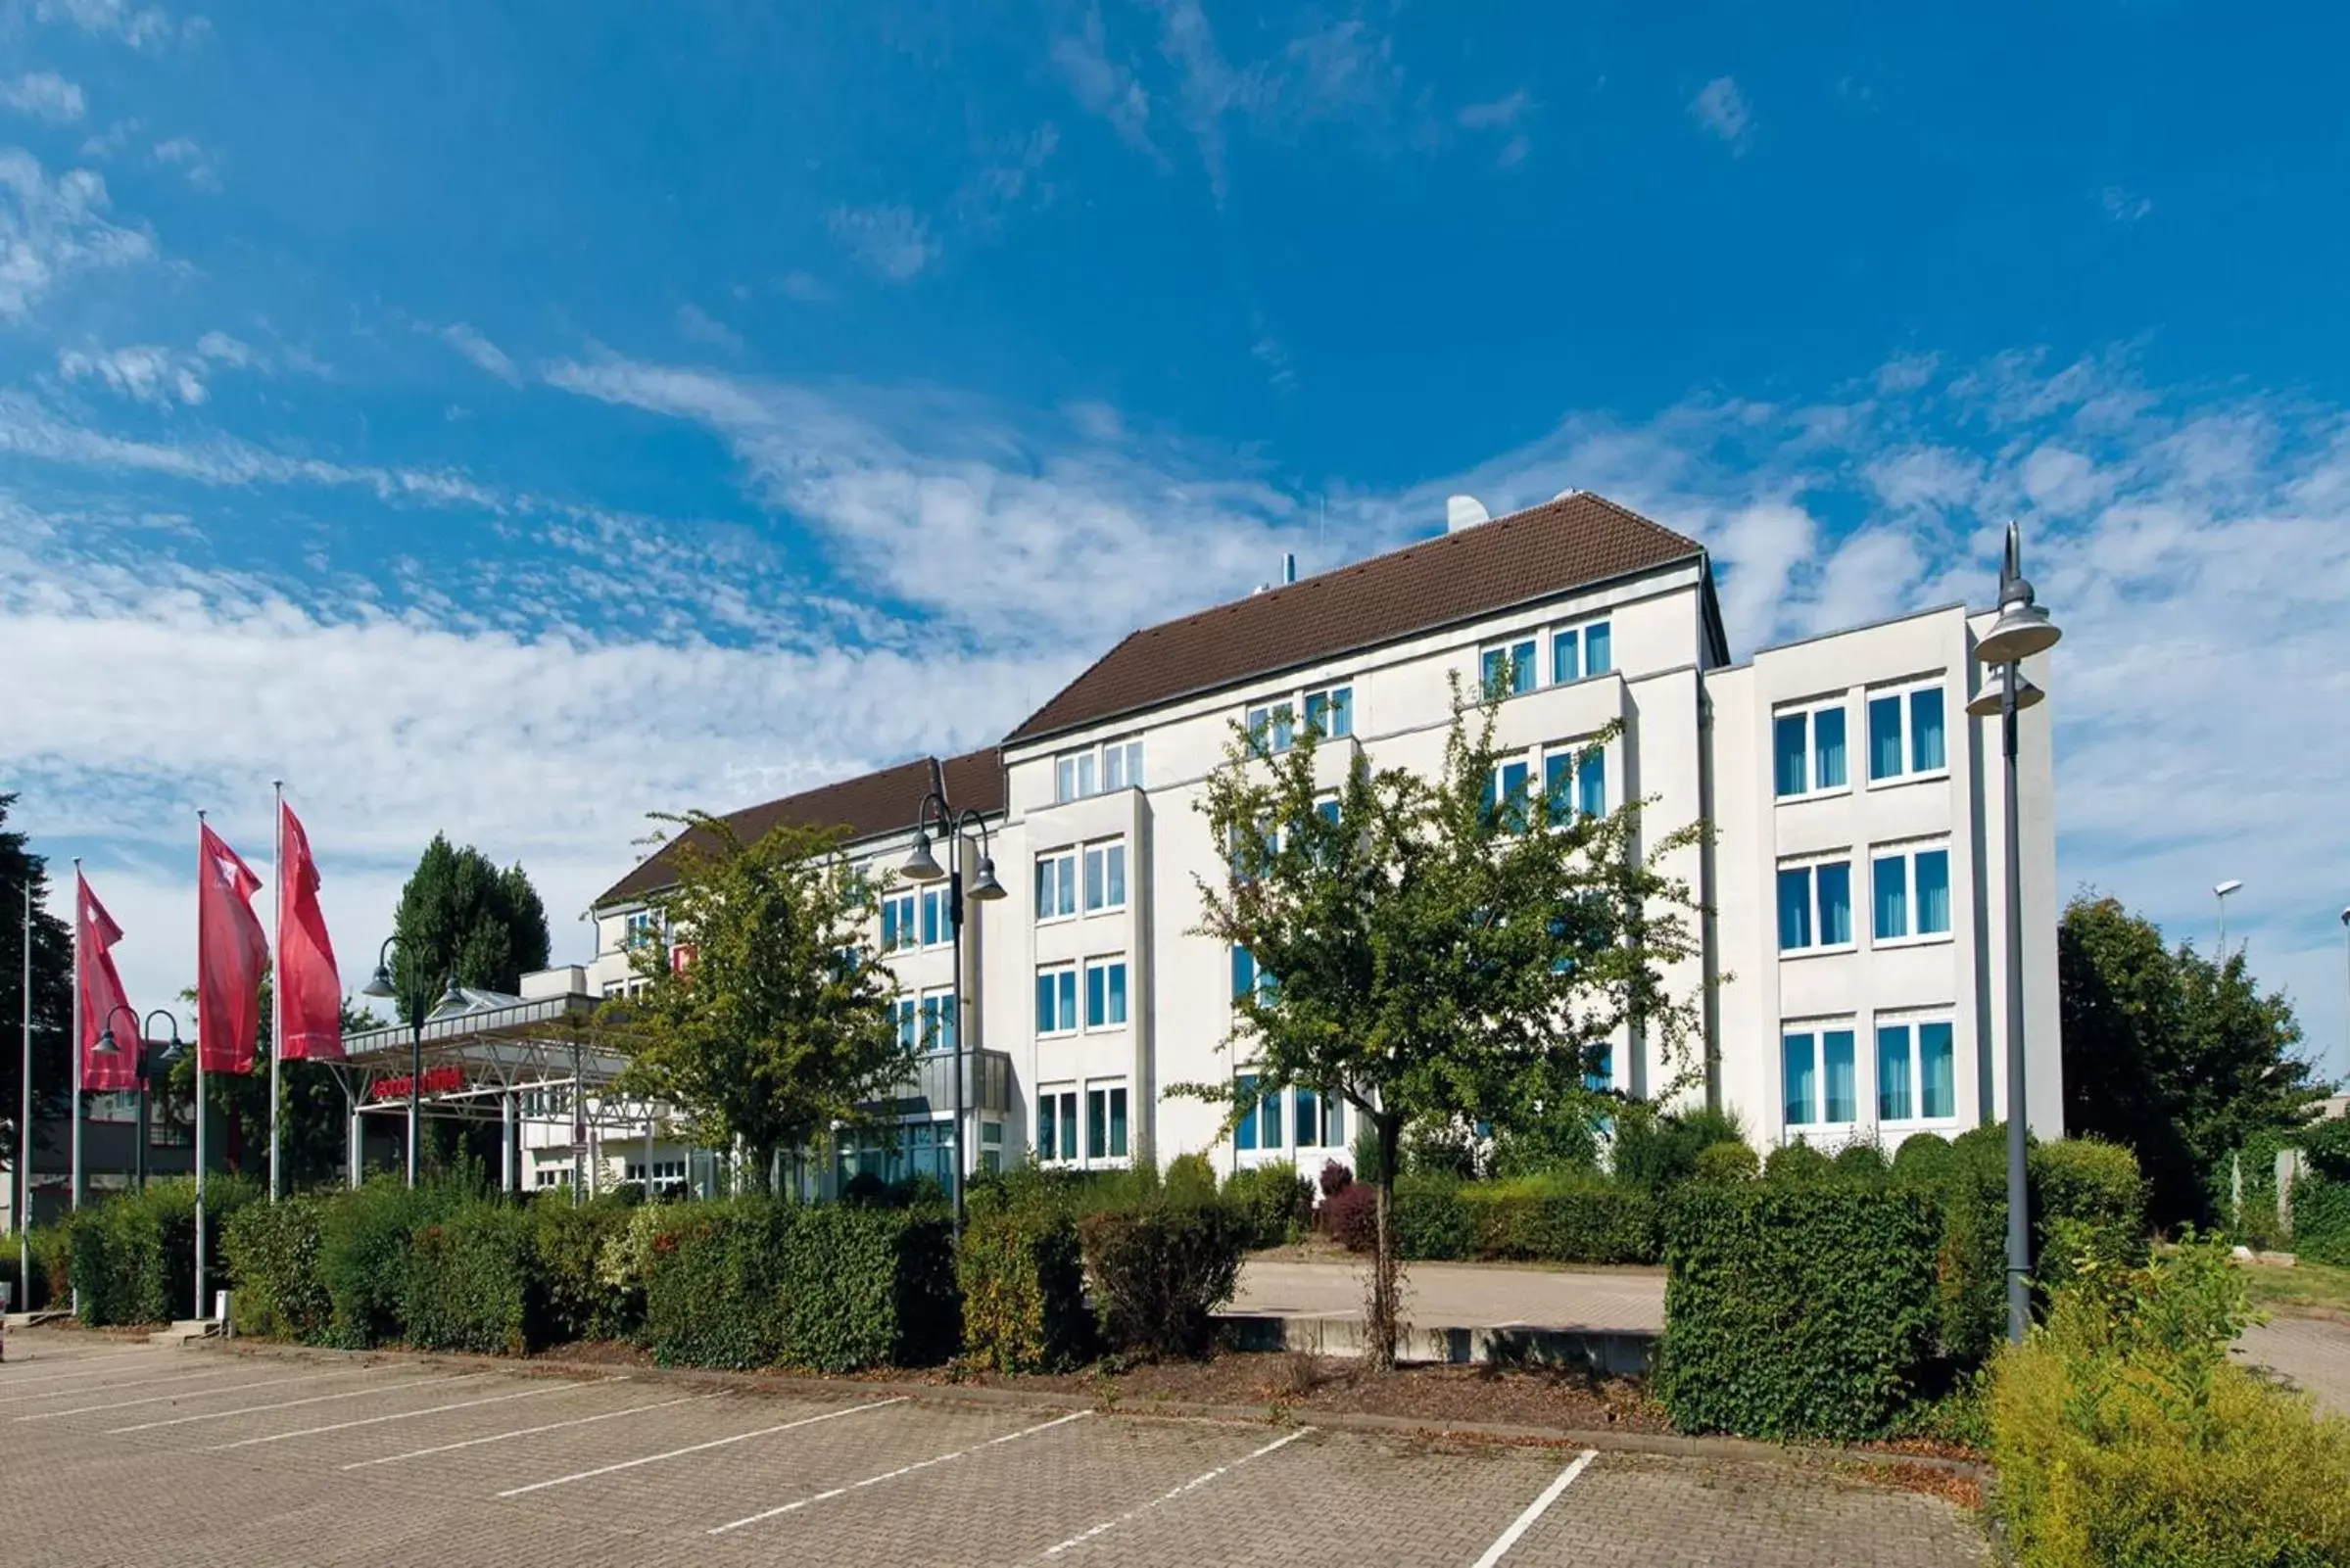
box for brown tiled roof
[593,747,1005,909]
[1003,491,1708,745]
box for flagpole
[19,879,32,1298]
[269,781,283,1204]
[193,811,208,1324]
[68,859,80,1320]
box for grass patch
[2238,1259,2350,1316]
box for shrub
[1318,1159,1352,1200]
[1223,1162,1314,1249]
[532,1198,638,1343]
[1460,1175,1659,1263]
[1392,1172,1473,1259]
[1323,1180,1377,1252]
[1657,1179,1942,1439]
[1761,1141,1834,1183]
[2291,1175,2350,1265]
[1693,1140,1759,1184]
[1613,1104,1744,1195]
[1486,1101,1601,1179]
[1163,1153,1218,1201]
[1892,1131,1956,1181]
[222,1196,330,1343]
[1834,1143,1888,1182]
[315,1177,463,1348]
[1989,1236,2350,1566]
[2030,1137,2147,1289]
[67,1177,258,1327]
[405,1202,544,1355]
[641,1201,786,1368]
[1404,1119,1480,1180]
[957,1207,1089,1373]
[1079,1198,1244,1359]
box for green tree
[0,794,72,1183]
[603,811,912,1193]
[387,834,552,1017]
[1188,682,1706,1366]
[163,974,380,1190]
[2059,893,2326,1228]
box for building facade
[576,492,2061,1194]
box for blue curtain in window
[1085,966,1107,1028]
[1057,971,1077,1029]
[1294,1088,1318,1145]
[1910,689,1945,773]
[1815,862,1852,945]
[936,994,955,1055]
[1777,867,1813,950]
[1481,649,1507,693]
[1773,714,1808,796]
[1869,695,1904,780]
[1087,1091,1107,1160]
[1109,1090,1128,1158]
[1234,1075,1258,1151]
[1304,690,1327,736]
[1230,946,1256,1002]
[1106,964,1127,1025]
[1783,1033,1816,1125]
[1511,641,1536,693]
[1585,622,1611,675]
[1585,1044,1612,1092]
[1544,753,1572,825]
[1877,1025,1913,1119]
[881,900,900,950]
[1578,748,1606,818]
[1920,1022,1955,1117]
[1915,850,1950,935]
[1328,688,1353,737]
[1873,855,1909,939]
[1553,629,1579,685]
[1261,1085,1283,1146]
[1823,1030,1856,1122]
[897,1000,916,1050]
[1034,974,1054,1032]
[1814,707,1847,789]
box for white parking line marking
[0,1351,190,1387]
[707,1409,1091,1537]
[497,1397,908,1498]
[1037,1425,1312,1559]
[20,1367,378,1421]
[1467,1449,1600,1568]
[0,1362,250,1404]
[342,1392,718,1470]
[106,1374,482,1434]
[204,1377,609,1450]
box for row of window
[1774,682,1947,800]
[1777,844,1952,952]
[1036,958,1129,1033]
[1234,1074,1346,1152]
[879,886,957,954]
[1480,616,1614,698]
[1245,683,1355,753]
[892,989,960,1054]
[1485,741,1607,829]
[1054,737,1146,803]
[1035,839,1127,920]
[1037,1081,1130,1164]
[1783,1018,1957,1127]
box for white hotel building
[571,491,2060,1194]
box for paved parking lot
[0,1332,1985,1567]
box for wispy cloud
[0,150,155,318]
[675,302,745,356]
[776,269,831,304]
[149,134,218,190]
[956,123,1061,231]
[1051,2,1158,160]
[1249,312,1296,393]
[0,71,86,123]
[1456,89,1529,131]
[827,203,937,283]
[2098,185,2154,224]
[33,0,180,49]
[433,321,522,386]
[1688,76,1752,153]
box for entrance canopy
[330,975,655,1131]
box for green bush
[957,1207,1090,1373]
[1693,1140,1759,1184]
[2291,1175,2350,1265]
[1657,1178,1942,1439]
[1892,1131,1956,1181]
[315,1177,462,1348]
[1163,1153,1219,1201]
[1079,1197,1244,1359]
[1612,1104,1744,1195]
[405,1202,544,1355]
[0,1229,63,1312]
[1460,1175,1660,1263]
[1761,1141,1834,1182]
[66,1177,259,1327]
[1392,1172,1473,1259]
[2031,1137,2148,1288]
[1990,1236,2350,1566]
[1834,1143,1888,1181]
[1223,1162,1314,1249]
[222,1196,330,1342]
[532,1197,638,1343]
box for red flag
[276,803,345,1061]
[197,823,267,1073]
[75,872,137,1093]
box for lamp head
[968,854,1007,902]
[93,1022,120,1057]
[898,830,945,883]
[1964,666,2045,719]
[436,974,468,1012]
[2339,906,2349,926]
[1974,520,2064,665]
[2215,879,2243,899]
[361,962,396,999]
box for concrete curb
[196,1335,1988,1484]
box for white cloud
[0,71,86,123]
[675,302,745,356]
[776,269,831,304]
[1051,2,1158,159]
[149,134,218,190]
[1496,135,1528,169]
[827,204,937,283]
[956,123,1060,230]
[78,117,140,159]
[434,321,522,386]
[1688,76,1752,152]
[0,150,154,318]
[2099,186,2154,224]
[1457,89,1530,130]
[57,342,208,404]
[34,0,177,48]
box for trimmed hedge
[1656,1179,1942,1439]
[531,1196,640,1344]
[1223,1162,1314,1249]
[315,1178,461,1349]
[1460,1177,1660,1264]
[1079,1198,1245,1360]
[957,1207,1090,1373]
[405,1205,543,1355]
[66,1176,258,1327]
[221,1196,330,1342]
[2293,1175,2350,1265]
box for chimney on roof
[1446,495,1491,534]
[1281,551,1297,585]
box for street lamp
[360,940,463,1189]
[900,793,1006,1235]
[1965,520,2062,1347]
[92,1007,186,1194]
[2214,880,2243,959]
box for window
[1036,1088,1079,1164]
[1034,966,1079,1033]
[1482,758,1532,831]
[920,886,950,947]
[1867,684,1948,783]
[1034,851,1077,921]
[1480,638,1538,697]
[1247,700,1297,754]
[1230,945,1275,1003]
[1783,1025,1856,1126]
[1871,845,1952,942]
[1292,1087,1343,1148]
[1877,1020,1956,1120]
[622,910,659,949]
[1772,701,1850,799]
[919,989,956,1055]
[1103,738,1144,792]
[1083,958,1128,1028]
[1303,685,1353,738]
[1234,1072,1286,1151]
[1776,860,1854,951]
[1541,744,1607,825]
[893,997,917,1053]
[1086,1083,1129,1160]
[1083,841,1127,912]
[1551,619,1613,684]
[1056,738,1145,802]
[880,892,917,953]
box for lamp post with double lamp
[1965,521,2063,1348]
[898,796,1007,1236]
[91,1007,186,1194]
[359,939,464,1189]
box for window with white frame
[1229,945,1276,1003]
[1083,957,1128,1029]
[880,891,917,953]
[892,996,917,1053]
[1034,965,1079,1034]
[1480,637,1539,697]
[1082,840,1127,913]
[1541,740,1607,824]
[1245,698,1297,754]
[1291,1085,1344,1149]
[1776,856,1854,952]
[1772,698,1850,799]
[1085,1080,1130,1161]
[1303,685,1354,738]
[1035,1085,1079,1164]
[1871,842,1953,942]
[1783,1022,1857,1128]
[1551,618,1613,684]
[919,886,951,947]
[919,988,956,1055]
[1482,757,1533,831]
[1866,681,1948,783]
[1055,738,1145,802]
[1033,850,1077,922]
[1233,1071,1285,1151]
[1876,1017,1957,1121]
[623,909,659,949]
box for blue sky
[3,0,2347,1082]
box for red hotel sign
[367,1065,465,1102]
